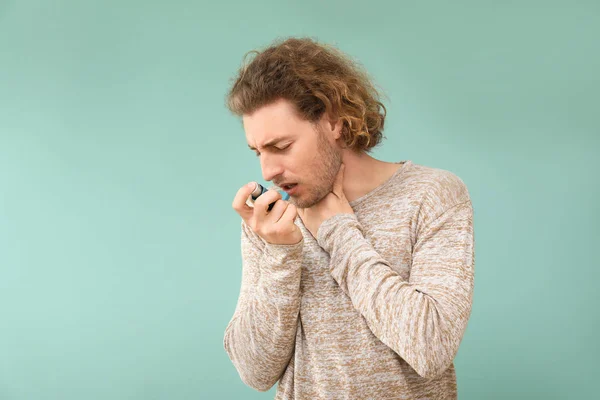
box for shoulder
[402,162,472,224]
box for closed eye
[254,144,291,157]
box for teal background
[1,1,598,399]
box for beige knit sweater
[224,160,475,399]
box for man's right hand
[232,182,303,245]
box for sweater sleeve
[223,219,304,392]
[316,180,475,379]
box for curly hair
[225,36,388,153]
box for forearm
[224,234,303,391]
[317,207,474,379]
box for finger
[277,202,297,225]
[332,163,345,197]
[232,182,259,221]
[263,199,288,223]
[254,189,282,214]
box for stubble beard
[291,129,342,209]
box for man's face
[243,98,342,209]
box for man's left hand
[297,163,354,239]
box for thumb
[333,163,345,197]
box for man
[224,37,475,399]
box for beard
[290,128,342,209]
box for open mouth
[281,183,298,194]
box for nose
[260,154,284,183]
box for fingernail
[247,182,255,189]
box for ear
[331,118,343,140]
[323,113,343,140]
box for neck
[340,150,392,203]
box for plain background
[1,1,598,399]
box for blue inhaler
[249,183,290,211]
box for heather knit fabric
[224,160,475,399]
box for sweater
[224,160,475,399]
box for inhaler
[247,182,290,211]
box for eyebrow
[247,136,292,151]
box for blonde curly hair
[225,36,388,153]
